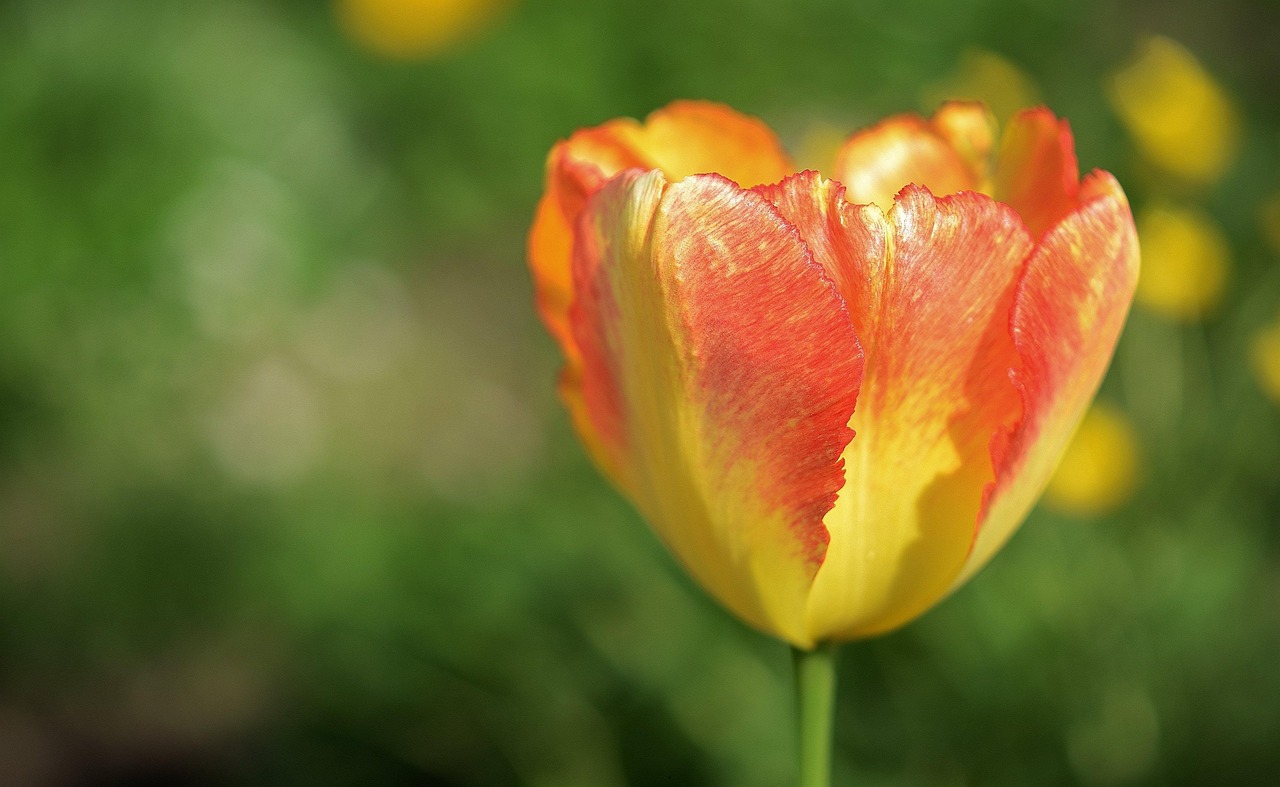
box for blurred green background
[1,0,1278,784]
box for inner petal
[834,114,983,210]
[832,105,1084,240]
[990,108,1082,237]
[622,100,794,187]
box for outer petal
[959,171,1140,585]
[530,178,582,347]
[992,108,1081,237]
[758,174,1033,640]
[529,102,795,434]
[531,102,792,305]
[834,115,979,211]
[571,170,863,647]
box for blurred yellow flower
[923,49,1039,124]
[1045,404,1141,516]
[1135,203,1229,321]
[1108,35,1240,184]
[1252,319,1280,406]
[337,0,508,60]
[1260,193,1280,254]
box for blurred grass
[0,0,1278,784]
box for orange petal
[625,100,795,186]
[529,139,638,348]
[751,171,872,305]
[993,108,1081,237]
[962,171,1140,585]
[759,174,1033,640]
[528,187,577,347]
[570,170,862,646]
[930,101,998,181]
[834,114,979,210]
[529,102,794,391]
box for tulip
[529,101,1139,649]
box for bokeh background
[1,0,1278,784]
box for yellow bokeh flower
[1259,193,1280,255]
[337,0,508,60]
[1252,319,1280,406]
[1134,203,1229,321]
[1045,404,1141,517]
[923,49,1039,124]
[1108,35,1240,185]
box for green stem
[793,642,838,787]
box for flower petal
[960,171,1140,585]
[992,108,1080,237]
[834,114,979,210]
[529,180,580,347]
[529,102,794,407]
[570,170,863,646]
[759,173,1033,640]
[625,100,795,187]
[930,101,998,181]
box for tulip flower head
[530,101,1139,648]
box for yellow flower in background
[1252,319,1280,406]
[1135,203,1229,321]
[1044,405,1141,516]
[337,0,508,60]
[1260,193,1280,255]
[923,49,1039,123]
[1108,35,1240,185]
